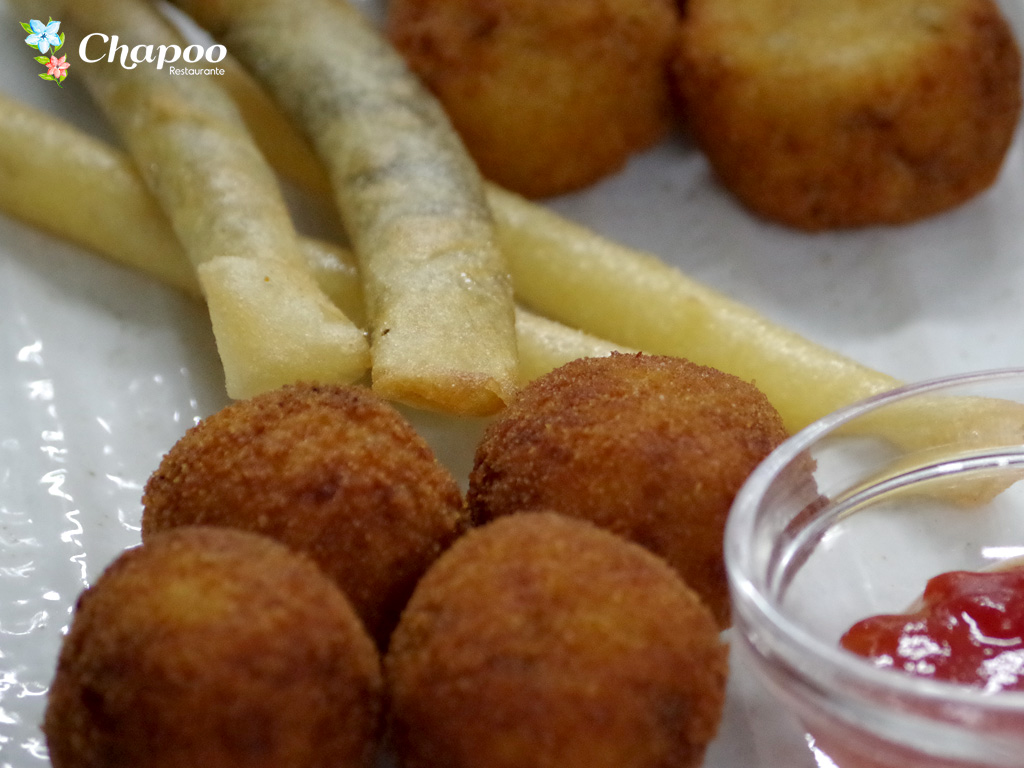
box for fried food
[0,92,196,296]
[386,0,680,198]
[141,382,468,646]
[513,308,631,383]
[486,184,903,432]
[674,0,1023,230]
[61,0,369,398]
[168,0,518,416]
[386,512,728,768]
[10,89,1015,468]
[467,353,789,626]
[0,93,631,381]
[44,526,382,768]
[160,45,911,432]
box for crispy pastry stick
[169,0,519,416]
[3,97,1020,505]
[193,37,904,432]
[487,185,901,434]
[58,0,368,399]
[0,92,618,385]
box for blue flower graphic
[25,18,61,54]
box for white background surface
[0,0,1022,765]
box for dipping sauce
[841,568,1024,693]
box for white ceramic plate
[1,1,1022,765]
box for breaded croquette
[44,527,382,768]
[386,512,728,768]
[467,353,788,626]
[387,0,680,198]
[142,382,468,646]
[674,0,1022,229]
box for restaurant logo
[22,18,69,87]
[78,33,227,74]
[22,17,229,81]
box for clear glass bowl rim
[725,366,1024,715]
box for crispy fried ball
[467,353,788,627]
[142,382,468,646]
[44,526,382,768]
[386,512,728,768]
[674,0,1023,230]
[387,0,680,198]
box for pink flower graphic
[46,54,69,81]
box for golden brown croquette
[467,353,788,627]
[142,382,468,646]
[387,0,680,198]
[386,512,728,768]
[44,526,382,768]
[674,0,1022,230]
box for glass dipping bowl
[726,368,1024,768]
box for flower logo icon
[24,18,61,53]
[22,18,69,87]
[46,54,70,80]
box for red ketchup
[841,568,1024,692]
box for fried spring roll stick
[0,92,616,386]
[183,29,900,432]
[487,185,902,434]
[5,102,1018,512]
[168,0,519,416]
[58,0,368,399]
[7,89,1019,509]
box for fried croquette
[674,0,1023,230]
[142,382,468,646]
[467,353,788,627]
[386,512,728,768]
[44,526,382,768]
[387,0,680,198]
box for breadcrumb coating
[142,382,468,646]
[386,512,728,768]
[468,353,788,626]
[387,0,679,197]
[674,0,1022,229]
[44,526,382,768]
